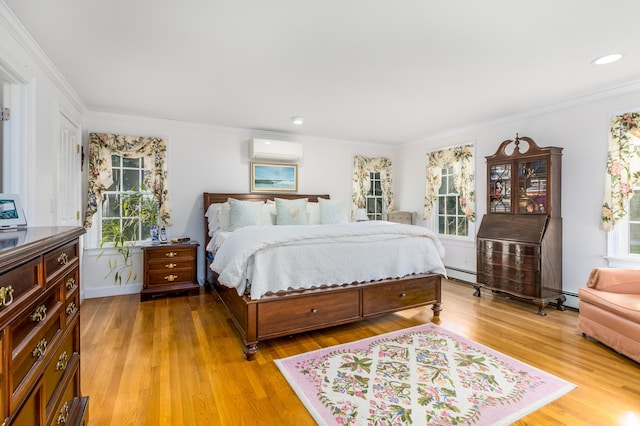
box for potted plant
[99,184,159,284]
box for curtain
[84,133,171,228]
[351,156,394,218]
[601,112,640,231]
[424,144,475,221]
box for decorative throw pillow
[275,198,309,225]
[228,198,264,231]
[307,202,321,225]
[319,198,349,224]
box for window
[84,133,170,247]
[437,166,469,236]
[352,156,393,220]
[100,155,155,244]
[366,172,384,220]
[601,111,640,266]
[424,143,475,238]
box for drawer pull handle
[164,274,178,282]
[310,308,317,314]
[165,263,176,269]
[400,293,407,297]
[165,251,177,258]
[57,252,69,265]
[0,286,14,307]
[55,351,68,371]
[65,277,76,290]
[66,302,77,316]
[30,305,47,322]
[32,338,48,358]
[56,401,69,424]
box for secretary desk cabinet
[475,135,565,315]
[0,227,88,425]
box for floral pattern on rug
[282,324,574,425]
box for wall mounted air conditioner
[250,139,303,163]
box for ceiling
[5,1,640,145]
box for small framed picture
[0,194,27,229]
[251,162,298,192]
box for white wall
[396,90,640,308]
[82,112,397,296]
[0,3,84,225]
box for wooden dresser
[475,135,564,316]
[0,227,88,425]
[141,242,200,301]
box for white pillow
[205,202,229,236]
[275,198,309,225]
[307,202,321,225]
[263,200,276,225]
[319,198,349,224]
[228,198,264,231]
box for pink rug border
[275,323,576,425]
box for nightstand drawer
[145,247,194,262]
[146,259,194,273]
[147,268,196,285]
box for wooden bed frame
[203,192,442,360]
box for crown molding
[0,2,86,114]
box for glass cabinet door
[488,163,511,213]
[517,159,548,214]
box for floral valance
[84,133,171,228]
[424,144,475,221]
[351,156,394,218]
[601,112,640,231]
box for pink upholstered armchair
[577,268,640,363]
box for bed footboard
[211,273,442,360]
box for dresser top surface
[0,226,85,272]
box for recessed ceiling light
[592,53,623,65]
[291,116,304,125]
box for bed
[203,192,445,360]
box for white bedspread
[211,221,447,300]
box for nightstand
[141,241,200,301]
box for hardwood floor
[80,279,640,425]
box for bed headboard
[202,192,331,254]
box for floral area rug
[275,323,575,425]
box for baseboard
[443,267,578,310]
[84,283,143,299]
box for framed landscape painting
[251,162,298,192]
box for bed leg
[244,341,258,361]
[431,302,442,317]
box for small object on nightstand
[171,236,190,244]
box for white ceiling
[6,1,640,145]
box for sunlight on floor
[619,411,640,426]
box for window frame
[365,171,384,220]
[98,154,153,246]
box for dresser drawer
[478,250,539,270]
[478,240,540,256]
[11,309,63,408]
[44,241,79,284]
[477,265,540,286]
[0,330,5,422]
[48,364,79,426]
[0,257,42,318]
[11,287,62,354]
[257,289,360,338]
[145,246,194,262]
[362,277,439,316]
[42,324,78,417]
[61,269,79,300]
[477,273,540,297]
